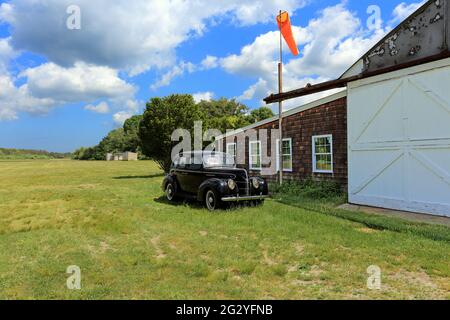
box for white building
[106,152,138,161]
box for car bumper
[221,194,270,202]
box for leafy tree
[72,147,85,160]
[0,148,70,160]
[139,94,205,172]
[198,99,275,130]
[248,107,275,124]
[123,115,142,152]
[74,115,144,161]
[73,95,275,163]
[197,98,251,132]
[123,115,142,134]
[97,128,127,155]
[72,146,97,160]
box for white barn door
[348,62,450,217]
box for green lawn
[0,160,449,300]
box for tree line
[73,94,274,171]
[72,115,142,161]
[0,148,71,160]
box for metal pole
[278,10,283,185]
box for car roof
[180,151,226,156]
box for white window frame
[312,134,333,174]
[226,142,237,165]
[226,143,237,158]
[249,141,262,171]
[276,138,293,172]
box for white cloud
[0,38,15,59]
[113,111,133,126]
[220,31,280,78]
[151,55,221,90]
[150,61,196,90]
[0,61,137,121]
[390,1,426,26]
[84,101,110,114]
[201,55,219,69]
[0,108,17,121]
[124,99,140,113]
[0,0,310,121]
[112,99,142,126]
[20,62,136,102]
[238,78,270,101]
[1,0,419,122]
[0,74,56,121]
[2,0,308,75]
[193,91,215,103]
[0,3,13,23]
[216,3,388,109]
[0,37,16,72]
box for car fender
[162,174,178,193]
[258,177,269,195]
[198,178,228,202]
[246,177,269,196]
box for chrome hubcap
[166,185,174,200]
[206,191,215,210]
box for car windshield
[202,152,235,168]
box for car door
[176,153,204,194]
[174,154,191,193]
[185,153,205,193]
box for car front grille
[237,180,250,196]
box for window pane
[250,142,261,169]
[227,144,236,156]
[276,140,292,171]
[314,138,321,153]
[282,140,290,154]
[252,143,259,155]
[315,137,331,153]
[316,154,332,171]
[317,145,331,154]
[282,155,292,170]
[251,156,261,168]
[226,145,236,164]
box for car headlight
[252,178,260,189]
[227,179,236,190]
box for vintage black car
[162,151,269,211]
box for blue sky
[0,0,425,152]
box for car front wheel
[205,189,220,211]
[165,182,176,202]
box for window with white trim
[249,141,262,170]
[276,138,293,172]
[312,135,333,173]
[226,143,237,163]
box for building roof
[218,90,346,140]
[264,0,450,104]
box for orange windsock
[277,11,299,56]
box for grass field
[0,160,449,300]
